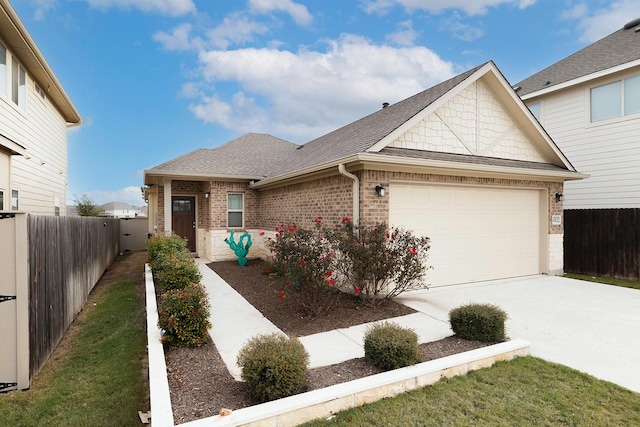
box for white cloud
[31,0,57,20]
[189,34,455,142]
[248,0,313,26]
[81,0,196,16]
[386,20,419,46]
[561,0,639,43]
[361,0,537,16]
[439,12,485,42]
[205,13,271,49]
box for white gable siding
[0,68,69,215]
[530,69,640,209]
[391,80,546,163]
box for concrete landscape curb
[146,264,531,427]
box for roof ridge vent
[623,17,640,30]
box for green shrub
[147,234,189,266]
[158,283,211,347]
[449,303,508,342]
[237,333,309,402]
[152,250,202,292]
[364,321,420,371]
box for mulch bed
[164,258,492,425]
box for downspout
[338,164,359,225]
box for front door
[172,196,196,252]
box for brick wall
[257,174,354,229]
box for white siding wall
[531,68,640,209]
[0,58,69,215]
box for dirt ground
[165,258,491,425]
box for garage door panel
[390,183,541,287]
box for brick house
[144,61,586,287]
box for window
[0,189,4,210]
[591,75,640,122]
[227,193,244,228]
[11,56,26,110]
[527,102,541,121]
[0,43,6,96]
[11,189,18,210]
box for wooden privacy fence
[564,208,640,280]
[0,213,120,392]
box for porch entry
[172,196,196,252]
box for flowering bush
[265,217,431,312]
[266,221,339,316]
[329,219,431,305]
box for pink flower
[275,227,280,231]
[385,233,390,239]
[325,278,336,286]
[275,233,280,238]
[259,231,265,236]
[355,288,361,295]
[408,247,417,255]
[288,226,296,233]
[314,215,323,223]
[326,271,332,277]
[342,216,352,224]
[278,290,286,301]
[300,259,306,264]
[265,267,270,274]
[327,253,333,258]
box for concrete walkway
[396,275,640,393]
[199,260,640,393]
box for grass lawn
[304,356,640,426]
[0,255,148,427]
[564,273,640,290]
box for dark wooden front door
[172,196,196,252]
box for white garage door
[390,183,542,287]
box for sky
[9,0,639,206]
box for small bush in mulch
[152,250,202,292]
[147,234,189,266]
[158,283,211,347]
[364,321,421,371]
[449,303,508,342]
[237,332,309,403]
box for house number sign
[551,215,562,226]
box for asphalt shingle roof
[516,19,640,97]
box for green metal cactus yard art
[225,230,252,266]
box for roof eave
[144,169,264,185]
[0,1,81,124]
[521,59,640,100]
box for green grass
[303,356,640,427]
[0,271,148,426]
[564,273,640,290]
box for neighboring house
[144,61,586,287]
[100,201,145,218]
[0,0,81,216]
[515,18,640,209]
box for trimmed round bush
[449,303,508,342]
[158,283,211,347]
[364,321,420,371]
[237,333,309,402]
[147,234,189,266]
[152,251,202,292]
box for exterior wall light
[375,185,385,197]
[205,192,210,199]
[555,193,564,202]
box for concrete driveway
[396,275,640,394]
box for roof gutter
[338,163,359,225]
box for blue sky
[10,0,638,206]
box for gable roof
[516,18,640,98]
[0,0,81,124]
[146,61,586,188]
[144,133,299,184]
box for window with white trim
[11,189,18,210]
[591,74,640,122]
[0,189,4,210]
[527,102,541,121]
[227,193,244,228]
[0,43,6,96]
[11,56,26,110]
